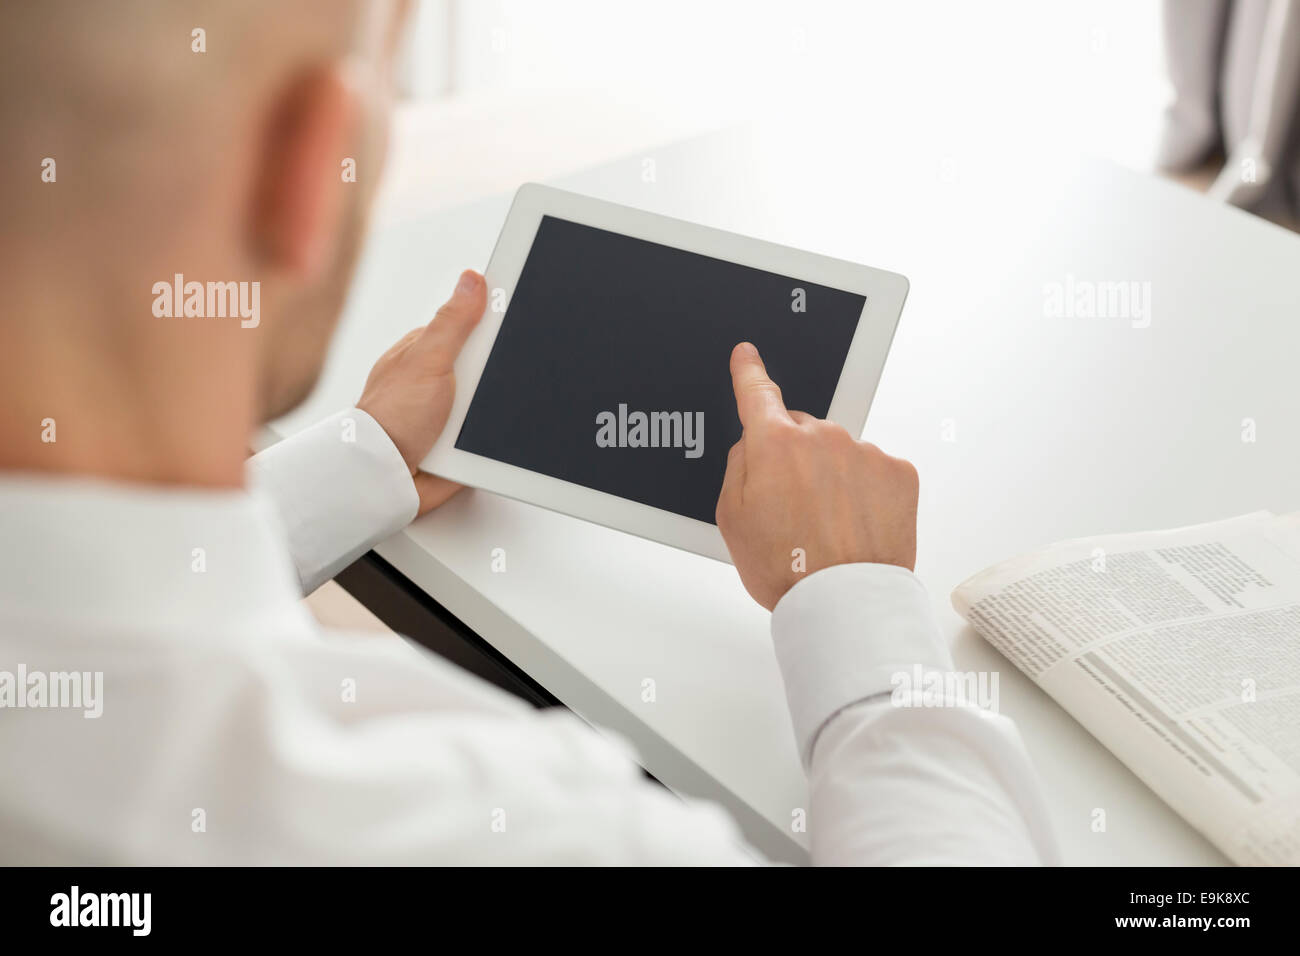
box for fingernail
[738,342,758,359]
[456,270,478,294]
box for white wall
[400,0,1168,169]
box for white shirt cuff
[249,409,418,594]
[770,563,953,768]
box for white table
[268,121,1300,864]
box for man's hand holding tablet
[357,269,487,516]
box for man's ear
[252,63,356,279]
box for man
[0,0,1058,864]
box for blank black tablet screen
[455,215,866,525]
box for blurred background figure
[1158,0,1300,224]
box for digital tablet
[421,184,909,562]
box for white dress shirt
[0,409,1059,864]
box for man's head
[0,0,409,483]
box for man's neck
[0,299,259,489]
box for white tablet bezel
[421,183,909,563]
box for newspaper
[951,512,1300,865]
